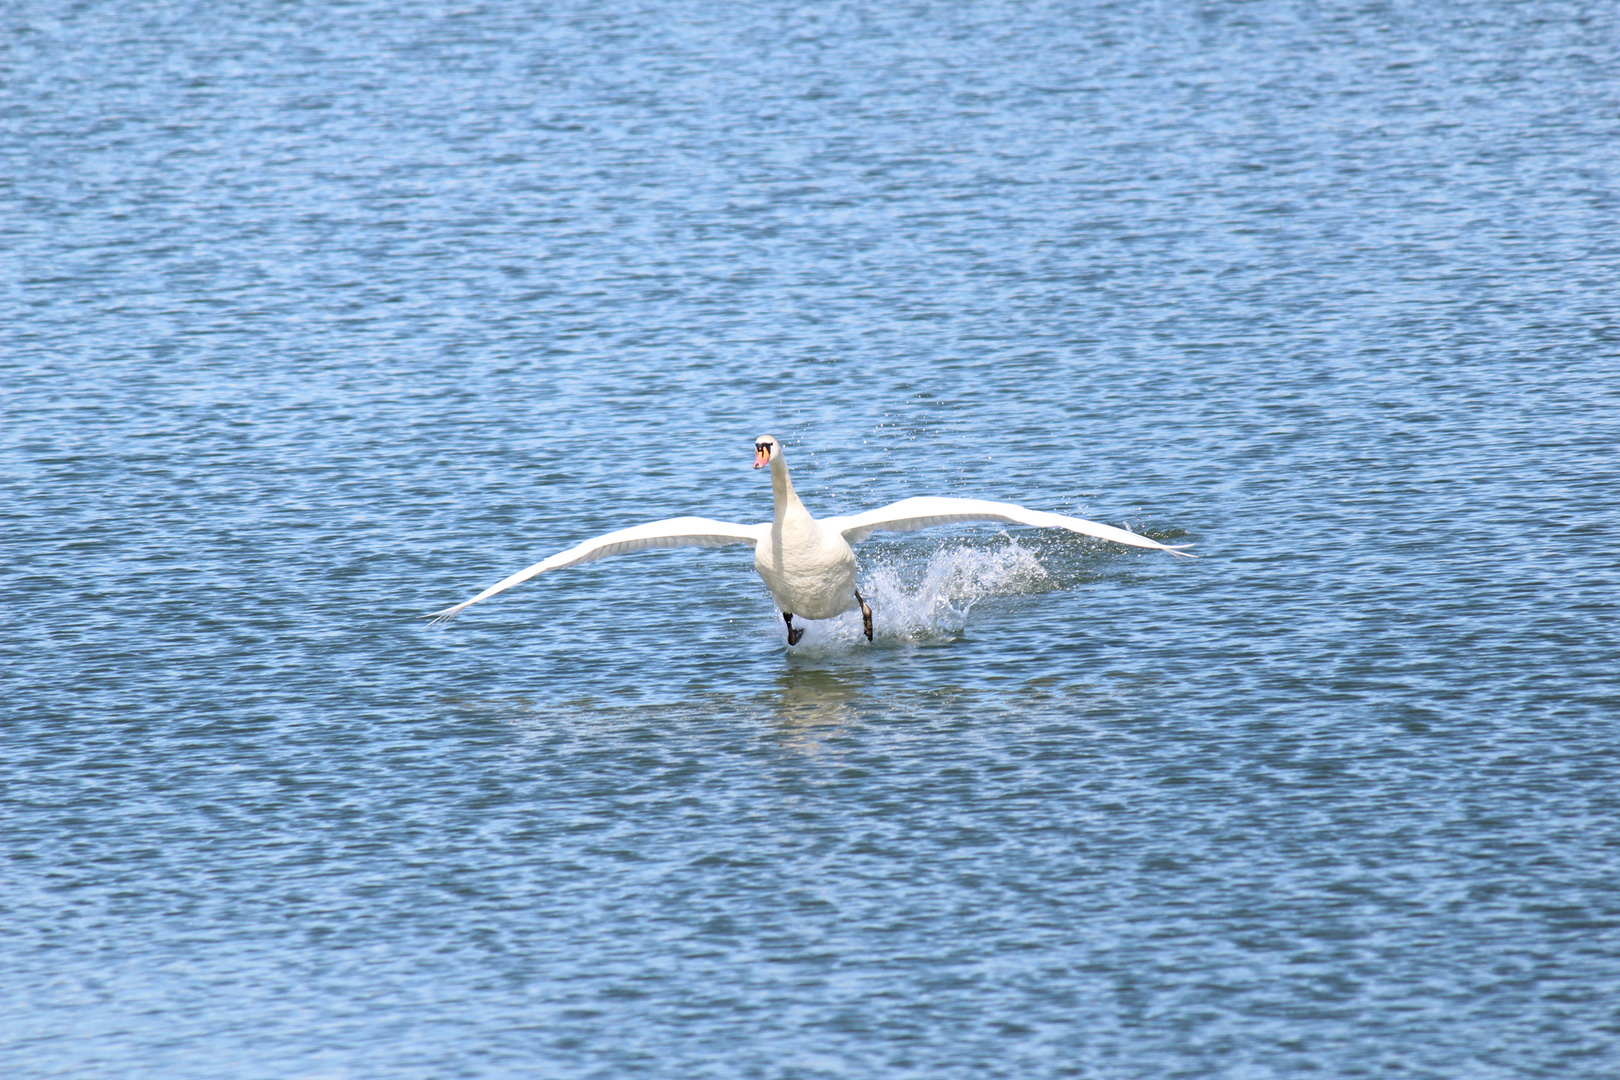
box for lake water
[5,1,1619,1076]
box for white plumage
[430,435,1194,643]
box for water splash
[780,539,1055,650]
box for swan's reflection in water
[763,662,872,753]
[488,656,883,756]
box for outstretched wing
[826,496,1195,557]
[429,516,770,623]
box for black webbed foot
[855,590,873,642]
[783,611,804,646]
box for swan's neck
[769,455,803,522]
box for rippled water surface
[5,1,1620,1076]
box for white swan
[430,435,1194,644]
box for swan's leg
[783,612,803,646]
[855,590,873,642]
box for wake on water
[772,539,1056,651]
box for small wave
[780,539,1055,650]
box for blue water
[5,1,1620,1076]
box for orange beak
[753,445,770,469]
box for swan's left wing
[429,516,769,623]
[827,496,1195,557]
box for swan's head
[753,435,780,470]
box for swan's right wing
[827,496,1195,557]
[429,517,770,623]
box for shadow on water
[762,662,873,753]
[463,654,878,743]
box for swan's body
[753,445,860,622]
[430,435,1194,643]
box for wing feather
[826,496,1195,557]
[429,516,768,623]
